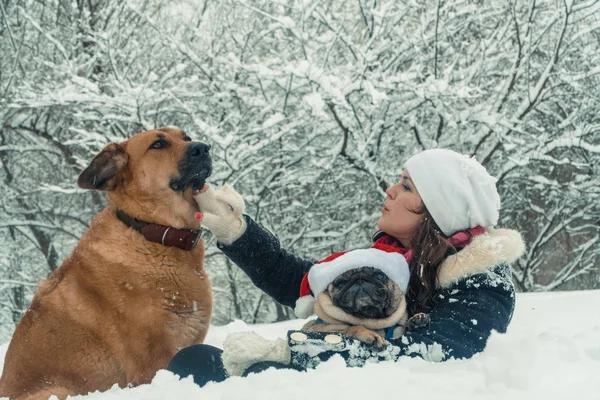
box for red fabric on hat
[299,273,311,297]
[300,250,350,297]
[371,242,414,264]
[316,250,349,264]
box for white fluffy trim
[308,248,410,294]
[437,228,525,288]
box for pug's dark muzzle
[169,142,212,192]
[330,267,397,319]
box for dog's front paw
[344,326,387,349]
[407,312,430,330]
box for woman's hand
[193,184,247,245]
[222,331,291,377]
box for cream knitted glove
[222,331,291,377]
[193,184,247,245]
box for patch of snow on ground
[1,291,599,400]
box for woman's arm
[194,185,313,308]
[216,215,314,309]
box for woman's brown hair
[372,200,465,315]
[405,207,455,315]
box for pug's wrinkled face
[326,267,403,319]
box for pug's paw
[407,312,430,330]
[344,326,387,349]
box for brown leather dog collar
[116,210,202,251]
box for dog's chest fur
[83,211,210,338]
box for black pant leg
[167,344,228,387]
[241,360,296,377]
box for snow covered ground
[1,290,599,400]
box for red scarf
[374,226,486,263]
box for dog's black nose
[188,143,211,158]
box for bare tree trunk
[11,286,24,323]
[226,258,242,319]
[274,303,291,322]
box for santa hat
[294,243,410,318]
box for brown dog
[0,128,213,400]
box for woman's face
[377,170,425,248]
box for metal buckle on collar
[161,227,171,246]
[190,229,203,250]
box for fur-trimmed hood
[437,228,525,288]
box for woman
[168,148,525,385]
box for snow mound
[1,291,599,400]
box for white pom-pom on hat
[294,293,317,319]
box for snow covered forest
[0,0,598,342]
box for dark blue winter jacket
[217,215,525,365]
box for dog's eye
[150,139,168,149]
[334,279,347,289]
[375,272,386,281]
[184,136,192,142]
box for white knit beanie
[405,149,501,237]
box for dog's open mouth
[169,143,212,199]
[169,169,212,193]
[192,184,209,196]
[190,170,210,191]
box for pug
[302,266,408,348]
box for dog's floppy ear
[78,143,128,191]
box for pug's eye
[375,272,386,281]
[150,139,168,149]
[334,279,347,289]
[184,136,192,142]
